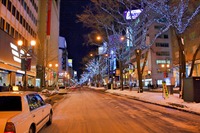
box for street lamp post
[17,40,36,89]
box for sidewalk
[90,86,200,115]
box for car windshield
[59,86,65,89]
[0,96,22,111]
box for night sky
[59,0,96,77]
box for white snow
[90,86,200,114]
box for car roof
[0,91,38,96]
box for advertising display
[124,9,142,20]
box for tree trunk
[136,49,143,93]
[176,34,186,98]
[189,43,200,77]
[141,50,149,74]
[119,60,124,91]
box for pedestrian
[8,84,12,91]
[3,83,6,86]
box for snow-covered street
[39,87,200,133]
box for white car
[58,86,67,94]
[0,91,53,133]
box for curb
[104,91,200,116]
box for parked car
[58,86,67,94]
[0,91,53,133]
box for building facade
[0,0,38,87]
[127,23,173,87]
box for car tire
[29,125,35,133]
[46,112,52,126]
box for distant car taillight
[4,122,16,133]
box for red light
[4,122,16,133]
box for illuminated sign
[124,9,142,20]
[68,59,72,67]
[10,43,21,63]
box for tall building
[0,0,60,88]
[0,0,39,86]
[123,9,173,87]
[37,0,60,87]
[128,23,173,87]
[57,36,69,86]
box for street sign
[162,81,169,99]
[20,55,32,59]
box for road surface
[39,87,200,133]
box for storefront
[0,69,9,86]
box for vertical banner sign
[26,59,31,71]
[46,0,52,36]
[162,81,168,99]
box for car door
[35,94,51,125]
[27,94,44,130]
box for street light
[17,39,36,88]
[161,62,170,78]
[96,36,102,41]
[48,63,58,86]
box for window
[155,43,169,47]
[12,5,16,16]
[16,10,19,21]
[21,0,24,6]
[6,22,10,33]
[26,22,28,30]
[154,25,163,30]
[156,51,170,56]
[0,96,22,111]
[11,26,14,37]
[0,18,5,30]
[20,15,23,24]
[27,94,39,111]
[164,34,168,39]
[2,0,6,6]
[27,94,45,111]
[7,0,12,12]
[23,18,25,28]
[35,94,45,106]
[23,2,27,11]
[15,31,19,39]
[27,6,30,15]
[157,34,169,39]
[18,33,22,39]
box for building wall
[0,0,39,86]
[48,0,60,66]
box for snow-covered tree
[142,0,200,97]
[77,1,131,90]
